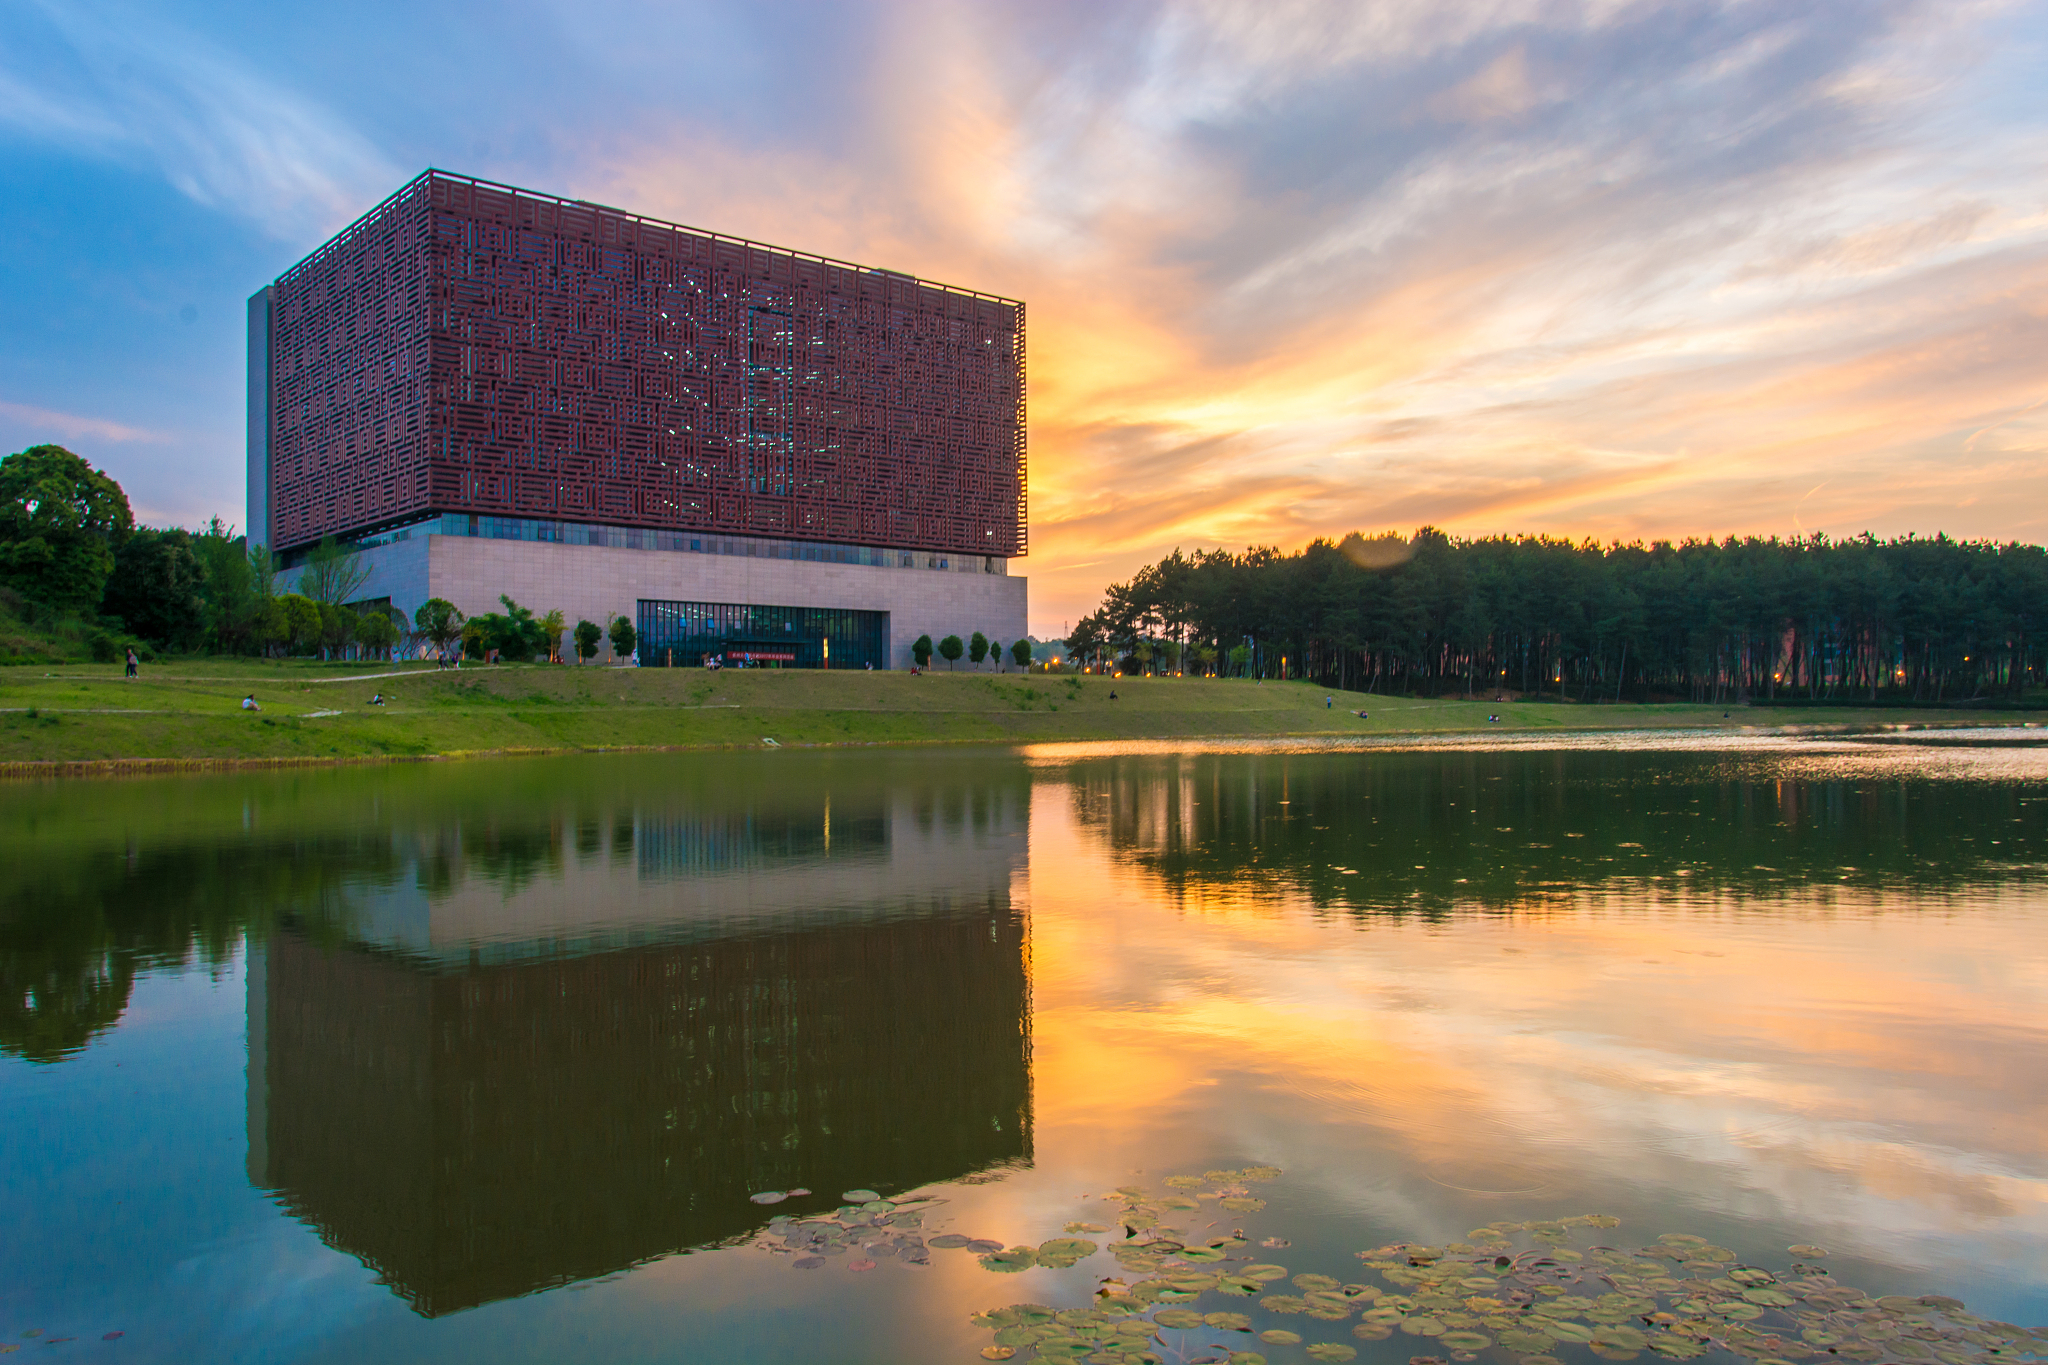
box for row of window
[328,512,1008,574]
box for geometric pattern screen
[265,171,1025,557]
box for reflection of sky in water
[1022,748,2048,1327]
[0,741,2043,1360]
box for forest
[1064,530,2048,704]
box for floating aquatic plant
[943,1167,2047,1365]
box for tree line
[0,443,638,664]
[1066,529,2048,703]
[911,632,1034,671]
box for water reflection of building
[246,787,1031,1317]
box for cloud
[0,399,169,446]
[9,0,2046,636]
[0,1,399,239]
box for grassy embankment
[1,659,2040,771]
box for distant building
[249,170,1027,666]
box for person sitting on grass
[370,693,387,706]
[241,695,261,711]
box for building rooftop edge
[270,168,1025,309]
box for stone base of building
[298,535,1028,669]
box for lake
[3,734,2046,1364]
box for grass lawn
[0,658,2038,770]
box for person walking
[124,647,138,680]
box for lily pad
[1544,1322,1597,1343]
[842,1189,881,1203]
[1230,1355,1268,1365]
[1156,1309,1206,1330]
[1307,1346,1358,1362]
[981,1246,1039,1273]
[1351,1325,1393,1341]
[1261,1330,1304,1345]
[1039,1238,1100,1261]
[1440,1333,1493,1352]
[1593,1328,1647,1351]
[967,1239,1005,1254]
[1401,1318,1448,1337]
[749,1191,789,1205]
[1221,1197,1268,1213]
[1261,1295,1308,1313]
[1241,1166,1284,1180]
[1219,1277,1262,1296]
[1787,1245,1828,1258]
[1501,1330,1558,1351]
[1296,1274,1341,1291]
[1180,1246,1228,1262]
[929,1234,971,1249]
[981,1349,1017,1361]
[1166,1176,1205,1189]
[1067,1223,1110,1234]
[1206,1313,1253,1331]
[1244,1264,1291,1282]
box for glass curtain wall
[637,601,886,669]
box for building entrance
[637,601,887,670]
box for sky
[1,0,2045,636]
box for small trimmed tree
[574,618,602,664]
[912,634,934,668]
[415,598,465,661]
[1010,638,1032,669]
[539,608,566,663]
[608,614,637,663]
[969,631,989,667]
[938,634,964,670]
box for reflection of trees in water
[0,836,401,1063]
[1072,750,2048,918]
[0,750,1035,1064]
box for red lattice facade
[264,171,1026,556]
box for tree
[1010,637,1033,669]
[462,618,487,661]
[355,606,398,659]
[969,631,989,667]
[608,614,637,662]
[316,600,356,657]
[912,634,934,668]
[938,634,964,669]
[574,618,602,663]
[539,609,567,663]
[414,598,465,661]
[299,535,370,605]
[1228,643,1251,675]
[467,595,548,661]
[189,520,268,654]
[101,528,205,650]
[0,444,134,611]
[1064,616,1107,671]
[278,593,321,654]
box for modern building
[249,170,1027,667]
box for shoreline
[2,711,2042,782]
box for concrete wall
[322,535,1027,668]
